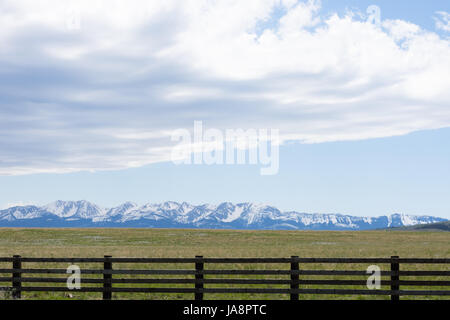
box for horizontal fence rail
[0,256,448,300]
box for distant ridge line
[0,200,446,230]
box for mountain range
[387,221,450,232]
[0,200,447,230]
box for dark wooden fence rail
[0,256,449,300]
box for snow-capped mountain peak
[43,200,105,219]
[0,201,446,230]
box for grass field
[0,228,448,300]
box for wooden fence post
[195,255,204,300]
[391,256,399,301]
[12,255,21,299]
[290,256,299,300]
[103,255,112,300]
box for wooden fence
[0,256,449,300]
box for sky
[0,0,449,218]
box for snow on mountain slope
[0,205,43,221]
[43,200,106,220]
[0,201,446,230]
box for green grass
[0,228,448,300]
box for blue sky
[0,0,449,218]
[1,127,450,217]
[323,0,449,30]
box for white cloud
[435,11,450,32]
[0,0,449,175]
[278,0,321,33]
[383,19,420,41]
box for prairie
[0,228,448,300]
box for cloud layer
[0,0,449,175]
[435,11,450,32]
